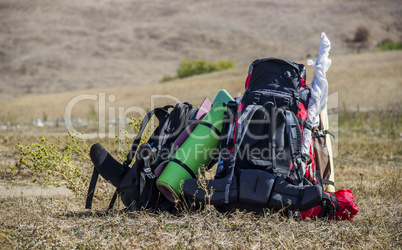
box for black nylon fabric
[181,57,323,215]
[248,58,306,91]
[128,102,198,211]
[236,58,307,181]
[86,102,199,212]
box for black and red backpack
[228,58,313,182]
[183,58,323,214]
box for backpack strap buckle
[251,92,261,105]
[143,155,156,179]
[312,130,336,140]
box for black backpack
[183,58,323,214]
[86,102,198,212]
[226,58,311,181]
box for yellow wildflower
[41,136,45,141]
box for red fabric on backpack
[244,74,251,88]
[299,203,322,219]
[290,100,314,175]
[300,78,307,88]
[333,189,359,221]
[299,189,358,221]
[296,81,317,182]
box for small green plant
[161,58,235,82]
[161,74,178,82]
[378,39,402,51]
[18,132,91,196]
[17,116,151,200]
[115,116,145,160]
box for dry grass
[0,107,401,249]
[0,50,400,248]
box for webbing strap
[236,105,266,148]
[190,120,221,137]
[296,187,304,211]
[285,110,297,158]
[224,104,266,203]
[328,192,340,218]
[169,158,196,179]
[315,170,335,188]
[268,103,276,171]
[297,117,313,130]
[312,130,336,140]
[216,101,237,177]
[322,179,335,186]
[125,106,172,167]
[108,191,119,210]
[85,168,99,209]
[285,110,305,180]
[159,102,194,147]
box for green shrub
[161,58,235,82]
[160,74,178,83]
[18,133,91,197]
[17,119,145,199]
[379,40,402,51]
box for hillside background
[0,0,401,122]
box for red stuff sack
[300,189,358,221]
[333,189,359,221]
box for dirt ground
[0,185,73,198]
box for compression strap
[168,158,197,179]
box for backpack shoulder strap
[235,104,266,147]
[124,106,172,168]
[284,109,306,182]
[157,102,197,150]
[223,104,265,203]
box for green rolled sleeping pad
[155,90,234,202]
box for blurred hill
[0,0,401,98]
